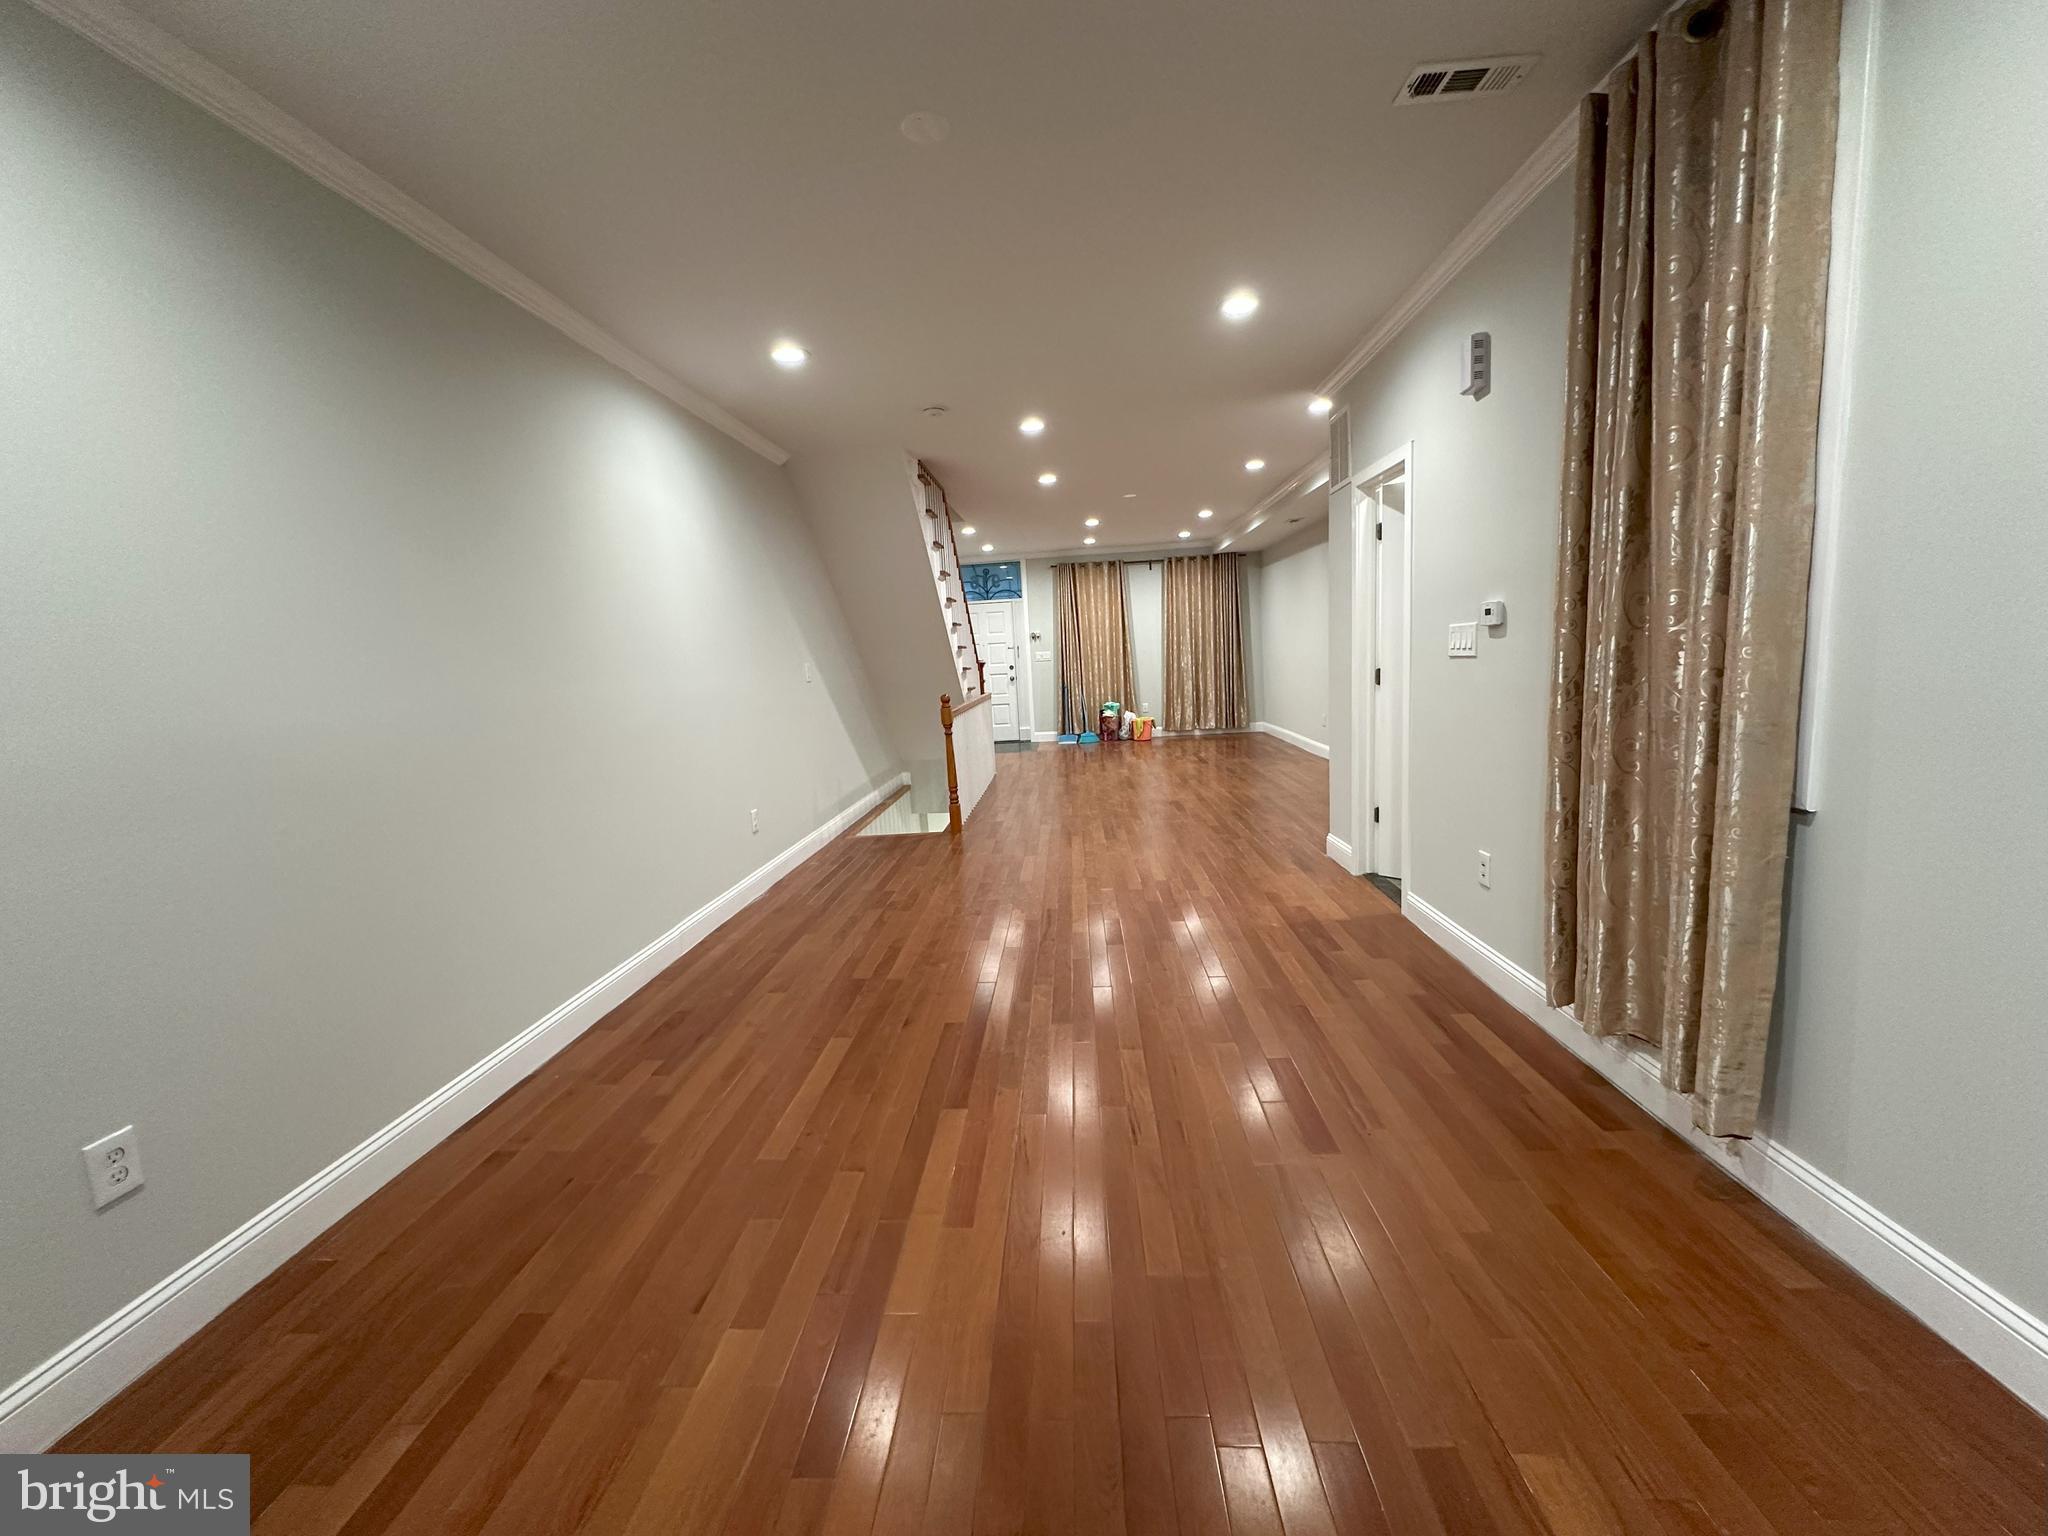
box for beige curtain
[1162,555,1248,733]
[1543,0,1840,1137]
[1054,561,1136,733]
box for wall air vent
[1328,409,1352,488]
[1396,55,1538,105]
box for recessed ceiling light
[981,543,994,552]
[899,111,951,145]
[1019,415,1045,436]
[1177,529,1193,539]
[1084,516,1100,527]
[1083,536,1097,545]
[769,340,809,368]
[1038,471,1058,486]
[1197,508,1213,519]
[961,525,976,536]
[1220,288,1260,322]
[1308,396,1334,416]
[1244,458,1266,472]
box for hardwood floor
[62,737,2043,1534]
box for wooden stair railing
[939,690,991,836]
[917,463,985,699]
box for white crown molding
[1402,891,2048,1418]
[1218,456,1332,550]
[1232,110,1583,530]
[1228,114,1579,548]
[1315,112,1579,402]
[0,770,908,1452]
[1252,721,1329,759]
[25,0,790,467]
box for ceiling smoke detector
[921,404,949,418]
[1395,55,1539,105]
[899,111,951,144]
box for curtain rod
[1047,551,1243,568]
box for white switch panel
[82,1125,144,1210]
[1448,621,1478,657]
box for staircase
[787,449,998,834]
[914,463,986,705]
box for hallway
[62,739,2041,1535]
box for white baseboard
[1031,731,1059,743]
[1402,892,2048,1418]
[1252,721,1330,759]
[1325,834,1353,869]
[0,771,910,1453]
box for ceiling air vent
[1396,55,1538,105]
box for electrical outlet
[802,660,813,684]
[82,1125,143,1210]
[750,808,760,834]
[1477,850,1492,889]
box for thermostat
[1481,599,1507,628]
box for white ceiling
[128,0,1657,556]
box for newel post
[940,693,962,836]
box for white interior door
[971,600,1022,741]
[1371,476,1407,879]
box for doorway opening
[1348,448,1411,893]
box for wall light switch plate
[1448,621,1478,657]
[82,1125,143,1210]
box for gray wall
[1327,177,1572,968]
[1024,559,1059,736]
[1248,522,1331,748]
[0,5,896,1391]
[788,449,961,808]
[1126,561,1166,720]
[1761,0,2047,1321]
[1325,0,2046,1324]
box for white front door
[971,600,1023,741]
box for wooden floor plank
[57,738,2043,1535]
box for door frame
[1347,442,1414,885]
[966,593,1028,741]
